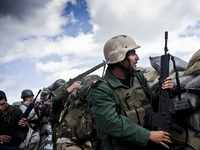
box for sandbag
[173,74,196,87]
[149,56,187,75]
[186,74,200,88]
[182,61,200,76]
[170,128,200,150]
[182,49,200,76]
[188,110,200,132]
[173,92,200,110]
[183,49,200,75]
[139,66,154,74]
[144,69,159,82]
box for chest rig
[105,76,150,127]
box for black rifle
[146,32,184,149]
[50,61,106,101]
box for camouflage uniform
[53,75,100,150]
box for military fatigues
[53,75,100,150]
[51,83,70,128]
[0,105,28,148]
[88,69,159,150]
[20,102,40,150]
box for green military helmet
[21,89,34,99]
[79,74,100,100]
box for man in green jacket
[87,35,173,150]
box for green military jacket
[88,69,159,150]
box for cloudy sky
[1,0,200,104]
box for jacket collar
[105,68,132,89]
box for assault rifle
[146,31,184,149]
[49,61,106,101]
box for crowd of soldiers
[0,74,101,150]
[1,34,200,150]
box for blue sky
[0,0,200,103]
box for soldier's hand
[162,77,174,89]
[45,99,51,109]
[149,131,172,149]
[18,118,28,127]
[0,135,11,144]
[67,81,81,93]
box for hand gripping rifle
[146,31,184,149]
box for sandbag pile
[141,49,200,140]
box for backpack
[54,90,96,143]
[53,75,100,143]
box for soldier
[20,89,41,150]
[0,90,28,149]
[87,35,174,150]
[53,75,100,150]
[51,81,81,131]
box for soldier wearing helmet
[88,35,174,150]
[21,89,34,103]
[20,89,41,150]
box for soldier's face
[128,50,139,71]
[0,99,8,116]
[24,96,34,103]
[121,50,139,71]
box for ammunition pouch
[126,104,150,127]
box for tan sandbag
[186,49,200,69]
[170,129,200,150]
[144,69,159,82]
[182,61,200,76]
[182,49,200,76]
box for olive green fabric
[88,68,159,150]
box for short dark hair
[0,90,7,101]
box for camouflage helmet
[104,35,140,64]
[80,75,100,90]
[21,89,34,99]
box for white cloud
[1,0,200,103]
